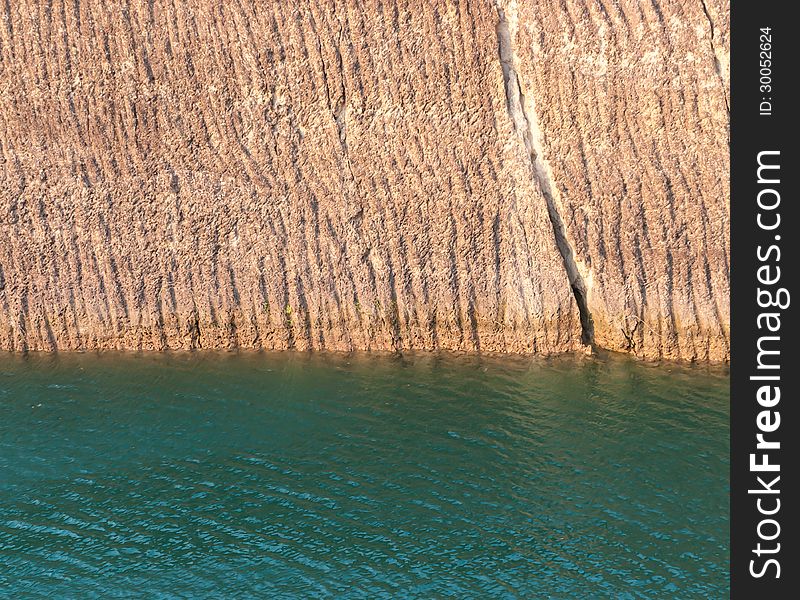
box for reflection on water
[1,351,728,597]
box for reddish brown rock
[496,0,730,361]
[0,0,729,360]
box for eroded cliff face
[0,0,729,360]
[502,0,730,360]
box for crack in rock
[699,0,729,115]
[496,2,594,346]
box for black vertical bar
[731,0,796,596]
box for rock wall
[503,0,730,360]
[0,0,729,360]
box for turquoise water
[1,352,728,598]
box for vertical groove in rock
[700,0,730,115]
[495,3,594,346]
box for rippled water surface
[1,352,728,597]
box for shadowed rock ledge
[0,0,729,361]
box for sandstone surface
[0,0,729,360]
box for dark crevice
[572,285,595,345]
[496,5,595,347]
